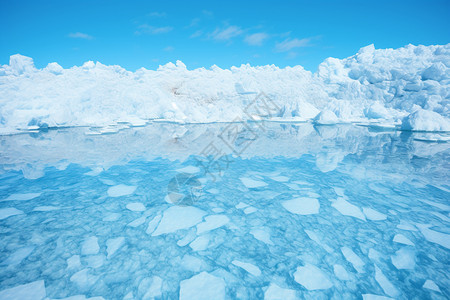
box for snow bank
[0,43,449,134]
[401,109,450,131]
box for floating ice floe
[332,198,366,221]
[282,197,320,215]
[196,215,229,234]
[232,260,262,276]
[250,228,274,245]
[333,264,351,281]
[81,236,99,255]
[0,280,46,300]
[374,265,400,298]
[67,255,81,270]
[70,268,99,289]
[1,192,41,201]
[391,247,416,270]
[362,207,387,221]
[189,235,210,251]
[137,276,162,299]
[107,184,136,197]
[305,230,333,253]
[419,198,450,211]
[33,205,61,211]
[176,166,200,174]
[1,246,35,266]
[243,206,258,214]
[293,263,333,290]
[51,295,105,300]
[362,294,394,300]
[341,247,365,273]
[179,272,226,300]
[127,216,147,227]
[264,283,297,300]
[416,224,450,249]
[393,234,415,246]
[106,237,125,258]
[239,177,268,188]
[422,279,441,293]
[178,230,197,247]
[102,212,121,221]
[85,255,104,269]
[125,202,145,212]
[181,254,205,272]
[146,214,162,235]
[152,206,206,236]
[396,221,417,231]
[235,202,249,209]
[431,211,450,222]
[0,207,24,220]
[269,175,289,182]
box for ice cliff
[0,44,449,134]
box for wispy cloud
[202,10,213,17]
[68,32,93,40]
[186,18,200,28]
[135,25,173,35]
[148,12,166,17]
[275,37,312,52]
[190,30,203,38]
[209,25,243,41]
[244,32,269,46]
[164,46,174,51]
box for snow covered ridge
[0,43,449,134]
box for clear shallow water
[0,122,449,299]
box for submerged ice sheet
[0,44,449,134]
[0,123,449,299]
[0,280,46,300]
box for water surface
[0,122,449,299]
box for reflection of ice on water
[0,123,449,299]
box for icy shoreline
[1,122,449,180]
[0,44,449,134]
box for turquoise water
[0,123,449,299]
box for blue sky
[1,0,449,71]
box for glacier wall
[0,44,449,134]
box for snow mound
[1,43,449,133]
[401,109,450,132]
[313,110,339,125]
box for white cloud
[209,26,243,41]
[244,32,269,46]
[187,18,200,28]
[275,37,311,52]
[68,32,93,40]
[136,25,173,35]
[164,46,174,51]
